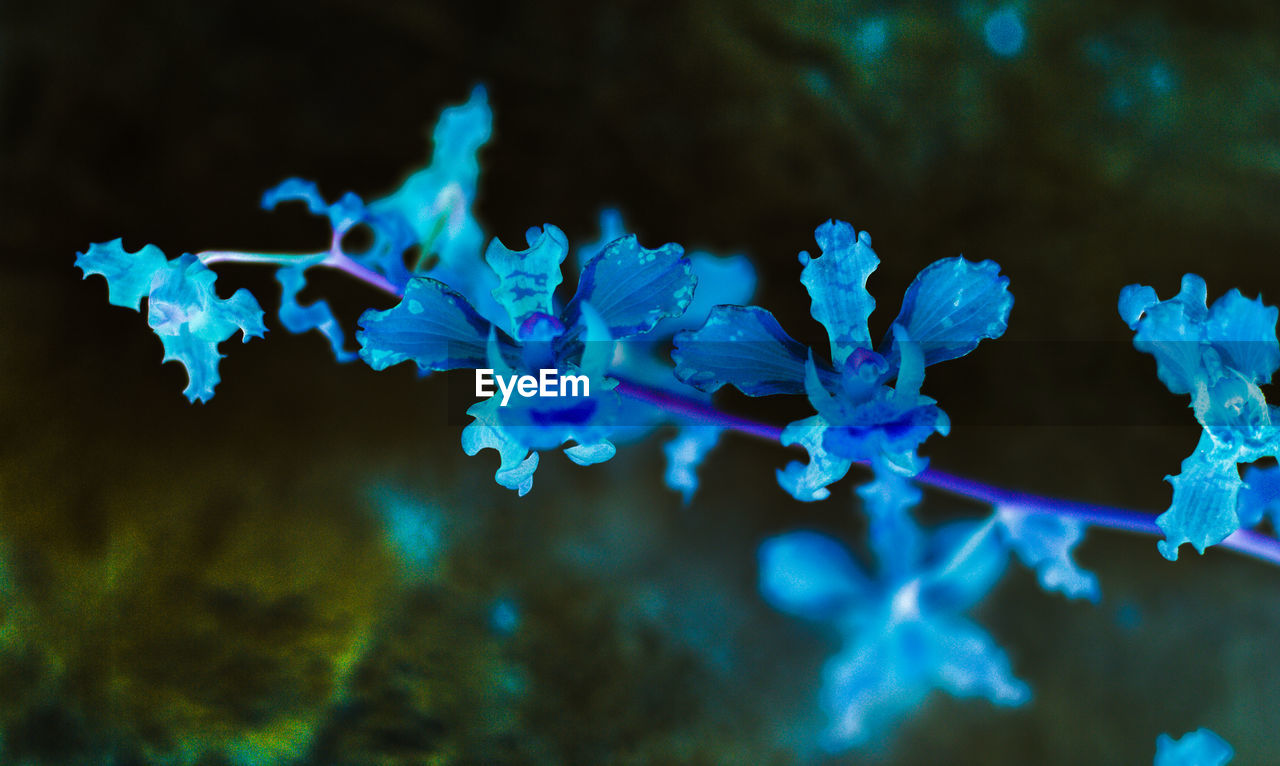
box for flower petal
[1206,288,1280,385]
[461,396,540,495]
[1156,434,1245,560]
[997,509,1100,602]
[356,277,491,373]
[672,305,809,396]
[663,426,724,504]
[800,220,879,366]
[565,235,694,339]
[277,257,358,362]
[776,415,855,502]
[75,239,167,311]
[758,531,870,621]
[486,224,569,334]
[885,256,1012,368]
[145,255,267,403]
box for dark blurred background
[1,0,1279,763]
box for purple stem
[197,232,402,298]
[614,376,1280,568]
[201,251,1280,568]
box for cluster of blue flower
[76,87,1261,761]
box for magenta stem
[197,232,401,298]
[196,251,1280,568]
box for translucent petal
[800,220,879,366]
[855,468,924,579]
[428,84,491,182]
[1118,283,1160,329]
[1157,435,1244,560]
[356,277,490,373]
[563,441,617,466]
[370,86,491,278]
[997,509,1100,602]
[1154,729,1234,766]
[154,329,221,403]
[1127,275,1215,396]
[261,89,493,293]
[886,256,1012,367]
[276,258,357,362]
[819,612,1028,752]
[461,397,540,495]
[145,254,267,403]
[565,235,694,339]
[75,239,167,311]
[820,626,925,750]
[919,521,1008,614]
[1206,288,1280,385]
[672,305,808,396]
[776,416,855,502]
[1238,464,1280,528]
[663,426,724,504]
[486,224,569,334]
[758,531,870,621]
[927,614,1031,706]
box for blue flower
[357,224,695,494]
[75,240,267,402]
[674,219,1012,501]
[1120,275,1280,558]
[758,474,1027,750]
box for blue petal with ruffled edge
[75,239,167,310]
[800,220,879,366]
[885,256,1013,368]
[1154,729,1234,766]
[486,224,569,336]
[145,254,267,403]
[1157,435,1247,560]
[1123,274,1216,396]
[565,235,695,339]
[996,509,1100,601]
[277,257,357,362]
[672,305,809,396]
[776,416,855,502]
[461,396,540,496]
[356,277,491,373]
[1206,289,1280,385]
